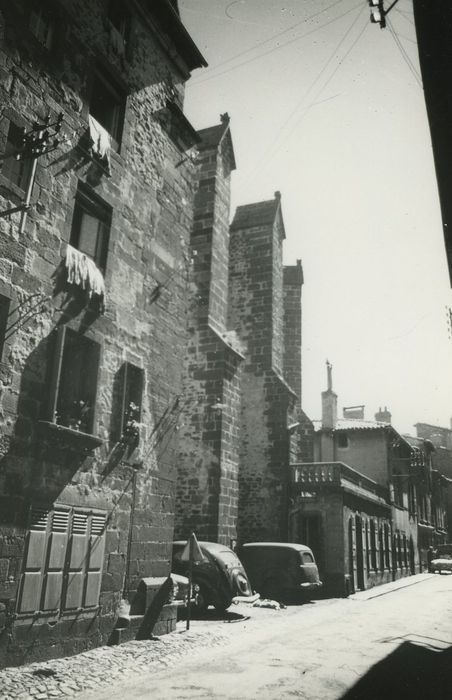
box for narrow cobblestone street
[1,573,451,699]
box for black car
[172,540,255,611]
[239,542,322,603]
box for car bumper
[299,581,323,589]
[232,592,260,604]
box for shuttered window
[17,505,107,616]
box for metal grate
[91,514,106,536]
[52,509,69,533]
[71,512,88,535]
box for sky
[179,0,452,436]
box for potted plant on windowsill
[38,400,103,452]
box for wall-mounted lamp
[287,422,300,434]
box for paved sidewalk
[348,572,435,600]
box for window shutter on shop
[17,507,50,614]
[42,508,70,611]
[18,505,107,616]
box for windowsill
[37,420,103,451]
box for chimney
[375,406,392,424]
[321,360,337,429]
[343,405,365,420]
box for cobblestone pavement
[0,627,233,700]
[0,575,435,700]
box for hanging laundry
[65,244,106,302]
[88,114,112,176]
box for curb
[349,573,435,601]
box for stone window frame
[46,325,102,437]
[117,361,145,446]
[16,503,107,619]
[69,182,112,273]
[0,111,33,196]
[28,3,55,51]
[106,0,132,54]
[0,292,11,363]
[0,281,17,367]
[88,62,127,152]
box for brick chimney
[375,406,392,424]
[321,360,337,429]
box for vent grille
[72,512,88,535]
[52,509,69,533]
[30,507,49,531]
[91,514,106,536]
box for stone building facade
[0,0,204,667]
[175,183,312,547]
[228,194,302,543]
[175,115,245,546]
[293,367,426,596]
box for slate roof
[230,194,283,232]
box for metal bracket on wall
[0,113,70,232]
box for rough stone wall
[0,0,199,666]
[175,121,242,546]
[283,261,303,401]
[229,198,296,543]
[283,260,314,464]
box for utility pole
[368,0,401,29]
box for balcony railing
[292,461,386,499]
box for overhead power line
[192,0,346,78]
[189,1,364,87]
[387,17,422,88]
[244,5,368,181]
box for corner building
[0,0,204,666]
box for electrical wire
[245,5,367,182]
[190,0,346,80]
[387,17,422,88]
[190,1,364,86]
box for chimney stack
[321,360,337,429]
[375,406,392,424]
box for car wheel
[213,598,232,612]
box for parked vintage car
[172,540,255,611]
[431,544,452,574]
[168,573,200,607]
[239,542,323,603]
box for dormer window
[29,5,54,50]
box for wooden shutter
[17,507,50,614]
[374,519,380,570]
[42,508,70,611]
[349,517,357,591]
[362,519,368,579]
[64,511,89,610]
[84,513,106,607]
